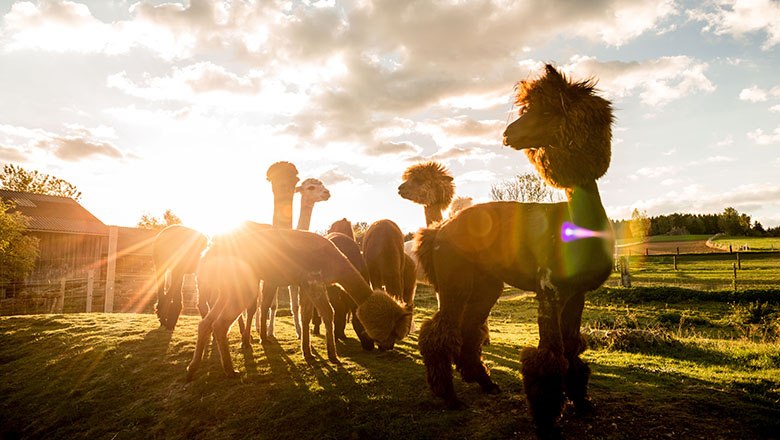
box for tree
[718,207,750,236]
[0,164,82,200]
[489,172,561,203]
[137,209,182,230]
[0,201,39,285]
[352,221,370,246]
[630,208,650,240]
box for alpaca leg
[299,295,314,362]
[186,314,214,381]
[241,294,258,349]
[166,271,184,330]
[269,286,282,338]
[213,315,240,377]
[155,270,168,328]
[561,291,592,414]
[288,285,302,339]
[327,286,348,341]
[309,283,337,362]
[418,311,463,409]
[312,308,322,336]
[456,279,502,394]
[259,283,277,343]
[522,293,567,437]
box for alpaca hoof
[241,340,253,350]
[328,355,340,364]
[303,354,315,364]
[224,369,240,378]
[335,333,348,342]
[261,336,276,345]
[185,368,196,382]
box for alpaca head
[296,178,330,206]
[328,218,354,240]
[266,161,300,197]
[502,64,613,189]
[356,290,412,350]
[398,161,455,208]
[447,196,473,217]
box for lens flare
[561,221,606,243]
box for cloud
[319,168,358,186]
[747,126,780,145]
[363,140,422,157]
[565,55,716,107]
[689,0,780,49]
[739,85,768,102]
[0,145,27,162]
[0,123,125,161]
[416,116,505,149]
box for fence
[610,250,780,291]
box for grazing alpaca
[362,219,415,339]
[152,225,208,330]
[259,161,299,341]
[447,196,473,217]
[327,218,354,239]
[416,64,614,436]
[187,226,411,380]
[294,178,331,336]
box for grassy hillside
[711,236,780,252]
[1,286,778,439]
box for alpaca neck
[335,259,373,304]
[424,204,445,226]
[273,192,294,229]
[297,202,314,231]
[565,182,609,232]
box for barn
[0,190,163,315]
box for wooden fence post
[732,263,737,292]
[86,270,94,313]
[58,278,66,313]
[620,256,631,288]
[673,255,678,271]
[105,226,118,313]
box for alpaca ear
[444,175,453,182]
[294,185,302,193]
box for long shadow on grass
[582,361,780,440]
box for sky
[0,0,779,235]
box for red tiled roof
[0,189,108,235]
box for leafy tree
[489,172,561,203]
[0,201,39,285]
[0,164,82,200]
[630,208,650,240]
[137,209,182,230]
[718,207,750,236]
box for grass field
[711,236,780,252]
[1,285,778,439]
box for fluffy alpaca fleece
[152,225,208,330]
[416,64,615,434]
[187,225,409,380]
[398,161,455,226]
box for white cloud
[565,55,715,107]
[0,123,125,161]
[747,126,780,145]
[689,0,780,49]
[739,85,768,102]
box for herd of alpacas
[151,65,615,438]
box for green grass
[1,286,779,439]
[608,252,780,291]
[712,236,780,252]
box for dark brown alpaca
[416,65,614,437]
[327,218,355,239]
[187,224,411,381]
[362,219,415,341]
[152,225,208,330]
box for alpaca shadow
[138,326,174,355]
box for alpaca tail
[415,227,439,291]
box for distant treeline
[611,209,780,240]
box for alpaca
[295,178,331,336]
[415,65,615,436]
[257,161,299,342]
[447,196,473,217]
[362,219,415,339]
[327,218,354,239]
[187,225,411,380]
[398,161,455,227]
[152,224,208,330]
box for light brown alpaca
[416,65,615,437]
[398,161,455,226]
[362,219,415,340]
[188,225,411,380]
[258,161,299,341]
[294,177,330,336]
[447,196,473,217]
